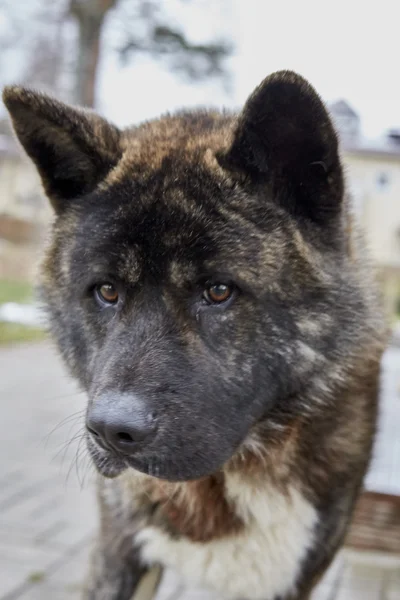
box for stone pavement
[0,342,96,599]
[0,342,399,600]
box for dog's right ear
[217,71,343,225]
[3,87,122,212]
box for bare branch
[119,23,232,82]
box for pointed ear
[218,71,343,224]
[2,86,122,212]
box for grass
[0,279,46,345]
[0,278,35,304]
[27,571,46,584]
[0,322,46,345]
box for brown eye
[95,283,119,305]
[204,283,232,304]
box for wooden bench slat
[345,491,400,555]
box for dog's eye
[95,283,119,306]
[203,283,233,304]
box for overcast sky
[99,0,400,138]
[0,1,398,138]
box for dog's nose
[86,393,157,454]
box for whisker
[75,435,89,488]
[52,428,86,473]
[42,409,86,447]
[81,453,95,488]
[43,389,86,402]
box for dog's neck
[133,417,301,543]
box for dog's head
[4,72,350,481]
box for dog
[3,70,386,600]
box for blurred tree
[69,0,232,107]
[69,0,118,107]
[0,0,232,108]
[116,1,232,85]
[0,0,71,98]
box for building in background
[0,119,49,280]
[330,100,361,139]
[1,103,400,321]
[330,101,400,321]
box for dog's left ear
[3,86,122,212]
[218,71,343,224]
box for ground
[0,342,399,600]
[0,280,45,344]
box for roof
[328,99,400,159]
[329,99,359,120]
[341,134,400,159]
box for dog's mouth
[86,433,175,480]
[86,429,236,482]
[86,434,128,478]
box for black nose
[86,393,157,454]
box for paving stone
[0,540,62,598]
[384,569,400,600]
[335,564,386,600]
[0,558,38,599]
[1,342,399,600]
[17,582,80,600]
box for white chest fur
[136,474,317,600]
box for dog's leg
[82,479,162,600]
[82,541,147,600]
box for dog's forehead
[109,174,220,244]
[88,145,233,247]
[69,125,289,286]
[72,176,221,283]
[89,110,263,253]
[102,109,233,188]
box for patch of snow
[0,302,44,327]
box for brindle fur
[3,71,386,600]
